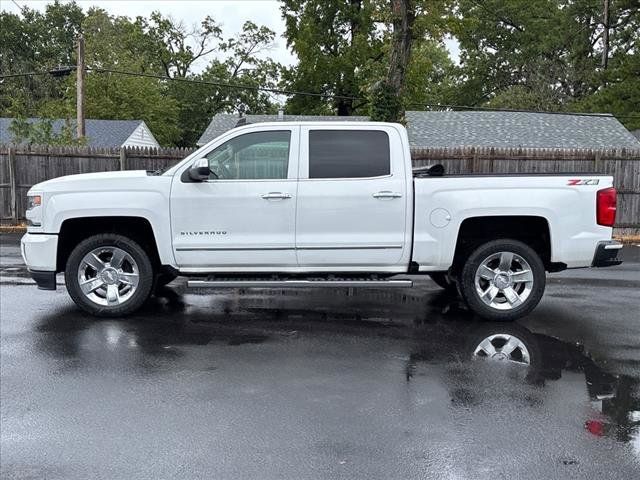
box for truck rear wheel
[458,239,545,321]
[65,234,154,317]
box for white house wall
[122,122,160,148]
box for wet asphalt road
[1,234,639,479]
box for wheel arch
[451,215,561,273]
[56,216,163,273]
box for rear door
[295,126,409,269]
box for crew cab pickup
[21,122,622,320]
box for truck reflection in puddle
[34,285,640,450]
[406,321,639,446]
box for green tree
[570,0,640,129]
[8,118,86,146]
[1,4,281,146]
[36,8,182,146]
[141,11,223,78]
[0,1,84,116]
[166,21,282,146]
[449,0,639,128]
[368,0,453,121]
[281,0,453,120]
[281,0,383,115]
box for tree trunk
[387,0,415,93]
[336,98,353,116]
[601,0,609,69]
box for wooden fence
[1,144,639,233]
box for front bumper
[21,233,58,289]
[591,240,623,267]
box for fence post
[471,147,478,173]
[8,146,17,223]
[594,150,602,172]
[119,147,127,170]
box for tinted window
[206,131,290,180]
[308,130,390,179]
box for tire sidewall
[460,239,546,321]
[65,234,154,317]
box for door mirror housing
[188,158,211,182]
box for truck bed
[411,173,614,271]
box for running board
[187,278,413,288]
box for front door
[171,127,299,271]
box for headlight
[26,193,43,227]
[27,194,42,210]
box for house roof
[197,113,369,146]
[197,111,640,150]
[0,118,149,148]
[404,111,640,149]
[631,129,640,140]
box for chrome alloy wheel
[473,333,531,365]
[474,251,534,310]
[77,246,139,306]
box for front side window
[308,130,390,179]
[205,131,291,180]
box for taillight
[596,187,617,227]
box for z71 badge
[567,179,600,186]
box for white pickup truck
[21,121,622,320]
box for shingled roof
[0,118,159,148]
[404,111,640,149]
[197,111,640,150]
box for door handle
[261,192,292,200]
[372,191,403,199]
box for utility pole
[601,0,609,69]
[76,35,85,139]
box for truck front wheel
[458,239,545,321]
[65,234,154,317]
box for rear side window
[308,130,390,179]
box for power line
[10,0,26,13]
[87,67,361,101]
[2,66,639,121]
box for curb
[0,226,27,233]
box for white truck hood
[29,170,153,194]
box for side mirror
[188,158,210,182]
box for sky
[1,0,460,71]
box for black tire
[428,272,458,293]
[65,234,154,317]
[458,239,545,321]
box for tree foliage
[281,0,454,120]
[450,0,639,128]
[1,0,637,144]
[281,0,384,115]
[0,1,281,146]
[8,118,86,146]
